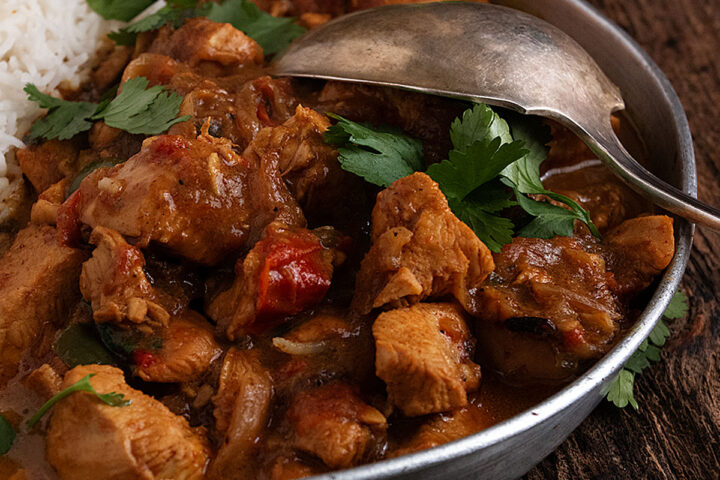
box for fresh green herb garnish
[324,103,598,251]
[606,290,689,409]
[25,85,98,141]
[428,107,526,200]
[25,78,189,141]
[87,0,156,22]
[92,77,189,135]
[0,414,15,455]
[54,323,118,368]
[108,0,306,55]
[448,191,516,252]
[500,114,601,239]
[26,374,131,429]
[324,114,424,188]
[426,105,526,250]
[96,323,163,360]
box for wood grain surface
[526,1,720,479]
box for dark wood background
[526,1,720,479]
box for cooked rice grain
[0,1,119,221]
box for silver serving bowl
[314,1,696,479]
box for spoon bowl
[271,2,720,229]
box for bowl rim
[309,1,697,478]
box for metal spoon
[271,2,720,230]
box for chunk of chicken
[30,178,68,226]
[470,235,622,381]
[352,172,494,314]
[285,382,387,469]
[475,321,577,383]
[133,311,221,383]
[47,365,210,480]
[62,129,304,264]
[80,226,170,327]
[267,455,322,480]
[209,349,273,479]
[244,105,354,218]
[24,363,63,400]
[0,225,86,384]
[149,17,264,68]
[91,45,133,91]
[87,122,144,162]
[171,75,299,149]
[373,303,481,416]
[389,406,494,458]
[605,215,675,295]
[121,53,184,89]
[207,222,339,340]
[298,12,332,29]
[16,139,77,194]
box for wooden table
[526,1,720,478]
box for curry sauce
[0,3,674,479]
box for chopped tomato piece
[256,231,333,317]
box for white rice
[0,0,120,219]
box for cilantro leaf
[426,104,526,252]
[449,103,513,151]
[465,180,518,214]
[644,344,662,362]
[663,290,688,319]
[324,114,424,187]
[501,114,601,238]
[25,85,98,141]
[427,137,527,201]
[169,0,199,7]
[26,374,130,429]
[95,77,189,134]
[205,0,306,55]
[648,319,671,347]
[0,414,15,455]
[450,196,515,252]
[606,290,688,410]
[624,349,652,374]
[87,0,156,21]
[53,323,117,368]
[514,193,577,238]
[26,78,188,141]
[500,113,550,194]
[106,29,138,46]
[606,369,638,409]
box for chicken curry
[0,1,676,479]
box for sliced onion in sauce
[272,337,327,356]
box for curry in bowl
[0,1,675,479]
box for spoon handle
[583,123,718,230]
